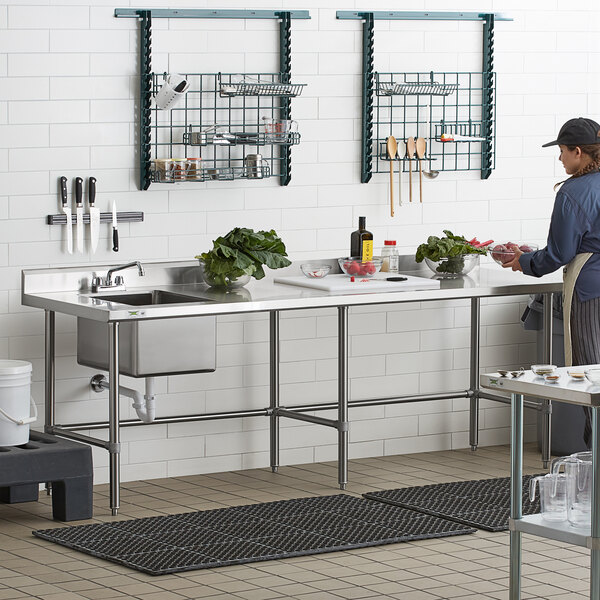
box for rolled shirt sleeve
[519,192,585,277]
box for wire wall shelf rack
[373,71,496,175]
[148,72,302,185]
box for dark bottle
[350,216,373,260]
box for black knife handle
[88,177,96,206]
[59,176,68,206]
[112,227,119,252]
[75,177,83,207]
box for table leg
[541,292,553,468]
[469,297,480,451]
[108,322,121,516]
[44,310,55,495]
[591,407,600,599]
[510,392,523,600]
[269,311,280,473]
[338,306,349,490]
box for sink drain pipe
[90,374,156,423]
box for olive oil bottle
[350,216,373,260]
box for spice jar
[171,158,187,181]
[186,158,202,180]
[381,240,399,273]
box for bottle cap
[358,216,366,228]
[384,240,396,245]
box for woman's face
[559,144,583,175]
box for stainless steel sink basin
[93,290,205,306]
[77,290,216,378]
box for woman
[503,117,600,447]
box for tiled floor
[0,444,590,600]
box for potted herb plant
[196,227,291,288]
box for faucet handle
[114,276,124,286]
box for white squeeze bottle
[381,240,399,273]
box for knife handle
[75,177,83,206]
[60,176,68,206]
[88,177,96,206]
[112,227,119,252]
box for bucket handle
[0,396,37,426]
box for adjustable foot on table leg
[111,508,118,516]
[339,483,347,491]
[271,466,278,473]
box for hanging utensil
[415,137,427,203]
[88,177,99,254]
[406,137,416,203]
[75,177,83,253]
[59,176,72,254]
[112,200,119,252]
[386,136,397,217]
[396,139,405,207]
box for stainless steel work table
[480,369,600,600]
[22,260,563,515]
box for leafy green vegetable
[196,228,291,287]
[415,230,487,274]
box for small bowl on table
[531,364,557,376]
[585,369,600,385]
[338,257,383,278]
[567,369,586,381]
[300,263,331,279]
[490,243,539,266]
[544,373,560,384]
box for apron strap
[563,252,593,366]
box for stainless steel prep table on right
[481,369,600,600]
[22,260,563,515]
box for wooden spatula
[386,136,397,217]
[415,137,427,203]
[406,137,416,203]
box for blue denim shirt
[519,171,600,301]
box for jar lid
[0,360,32,376]
[384,240,397,245]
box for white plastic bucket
[0,360,36,446]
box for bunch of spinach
[415,230,487,274]
[197,228,291,287]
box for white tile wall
[1,1,598,484]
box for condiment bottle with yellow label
[350,216,373,261]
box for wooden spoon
[406,137,416,203]
[396,139,405,206]
[415,137,427,203]
[386,136,397,217]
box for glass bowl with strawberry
[338,257,383,278]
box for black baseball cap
[542,117,600,147]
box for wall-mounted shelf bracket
[338,10,512,182]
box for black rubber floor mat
[33,494,475,575]
[363,475,543,532]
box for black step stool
[0,431,93,521]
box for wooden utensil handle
[408,159,412,203]
[418,159,423,203]
[389,161,394,217]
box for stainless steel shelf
[510,514,591,548]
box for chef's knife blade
[88,177,99,254]
[75,177,83,253]
[112,200,119,252]
[60,176,72,254]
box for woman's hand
[501,248,524,272]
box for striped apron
[563,252,595,446]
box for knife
[75,176,83,253]
[60,176,72,254]
[88,177,99,254]
[112,200,119,252]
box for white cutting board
[274,273,440,293]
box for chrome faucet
[92,261,145,293]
